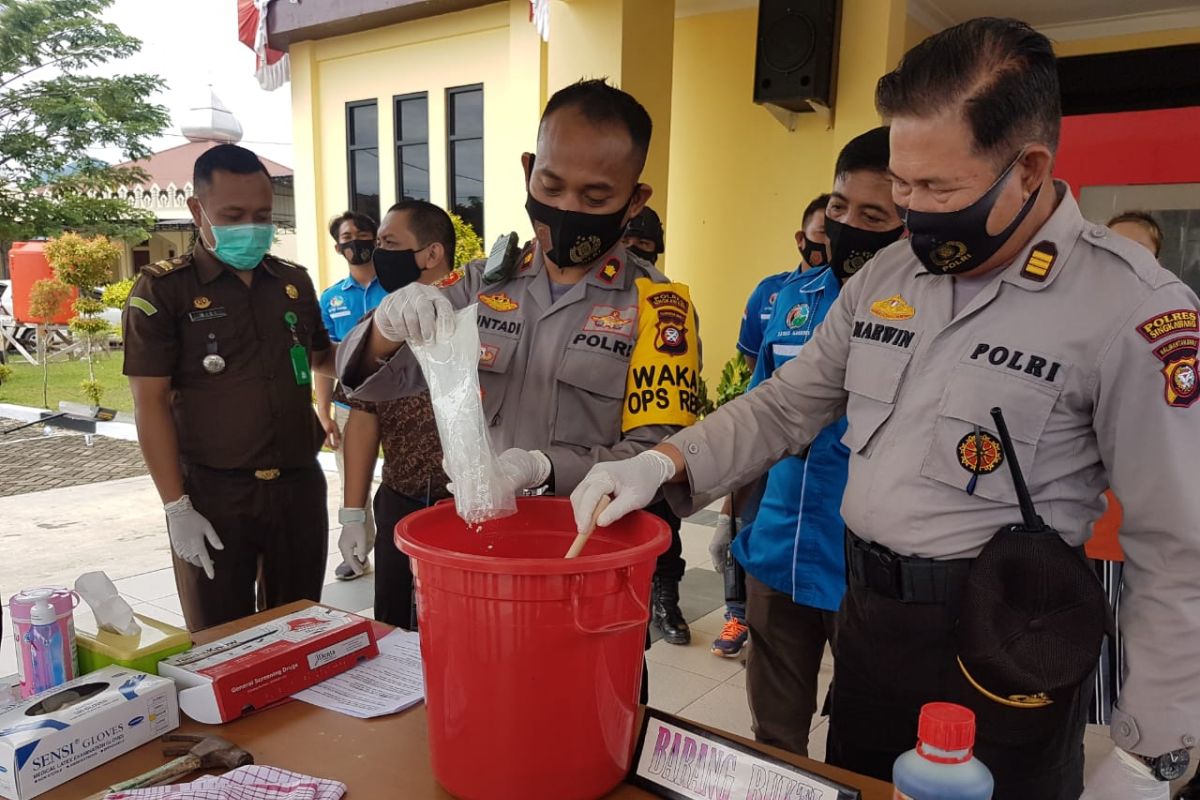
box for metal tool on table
[83,734,253,799]
[1,401,116,435]
[565,496,611,559]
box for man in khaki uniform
[124,144,334,632]
[338,79,700,521]
[572,19,1199,800]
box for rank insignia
[479,344,499,367]
[478,292,519,312]
[870,294,916,321]
[1021,241,1057,282]
[520,247,535,271]
[1155,336,1200,408]
[435,271,463,289]
[192,296,211,310]
[599,258,621,284]
[285,284,299,300]
[957,430,1003,478]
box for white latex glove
[709,513,733,572]
[338,517,373,577]
[1080,748,1169,800]
[164,495,223,580]
[497,448,552,491]
[374,282,455,344]
[570,450,677,535]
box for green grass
[0,351,133,413]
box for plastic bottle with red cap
[892,702,994,799]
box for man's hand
[338,518,373,577]
[570,450,677,535]
[375,283,455,344]
[497,448,552,492]
[164,495,223,580]
[319,414,341,450]
[709,513,733,572]
[1080,749,1169,800]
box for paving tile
[113,568,179,603]
[646,660,720,715]
[148,594,184,618]
[320,576,375,615]
[690,607,732,638]
[679,521,717,574]
[724,661,749,687]
[647,635,745,682]
[808,719,829,762]
[687,509,720,528]
[678,682,755,742]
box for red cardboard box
[158,606,379,723]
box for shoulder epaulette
[1081,225,1172,290]
[139,255,193,278]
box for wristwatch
[1136,748,1190,781]
[338,507,367,524]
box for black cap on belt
[955,408,1114,710]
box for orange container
[8,241,76,325]
[397,497,669,800]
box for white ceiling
[909,0,1200,39]
[673,0,1200,41]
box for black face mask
[801,240,828,269]
[373,247,424,292]
[339,239,375,266]
[824,216,904,283]
[628,245,658,265]
[905,153,1040,275]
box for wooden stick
[565,496,611,559]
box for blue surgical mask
[199,205,275,271]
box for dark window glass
[399,144,430,201]
[450,89,484,138]
[347,100,380,222]
[447,85,483,238]
[397,96,428,143]
[349,103,377,147]
[394,93,430,202]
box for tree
[44,232,119,405]
[450,211,484,269]
[0,0,168,250]
[27,277,72,407]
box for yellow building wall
[666,1,906,381]
[1053,26,1200,57]
[291,1,542,291]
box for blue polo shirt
[320,274,387,410]
[732,265,849,611]
[319,275,387,344]
[736,270,791,358]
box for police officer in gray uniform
[572,19,1199,800]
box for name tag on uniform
[189,308,228,323]
[328,310,352,319]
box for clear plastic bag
[409,304,517,524]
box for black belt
[184,463,319,481]
[845,529,973,605]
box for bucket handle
[571,570,648,636]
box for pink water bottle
[10,587,79,698]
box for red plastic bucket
[397,496,669,800]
